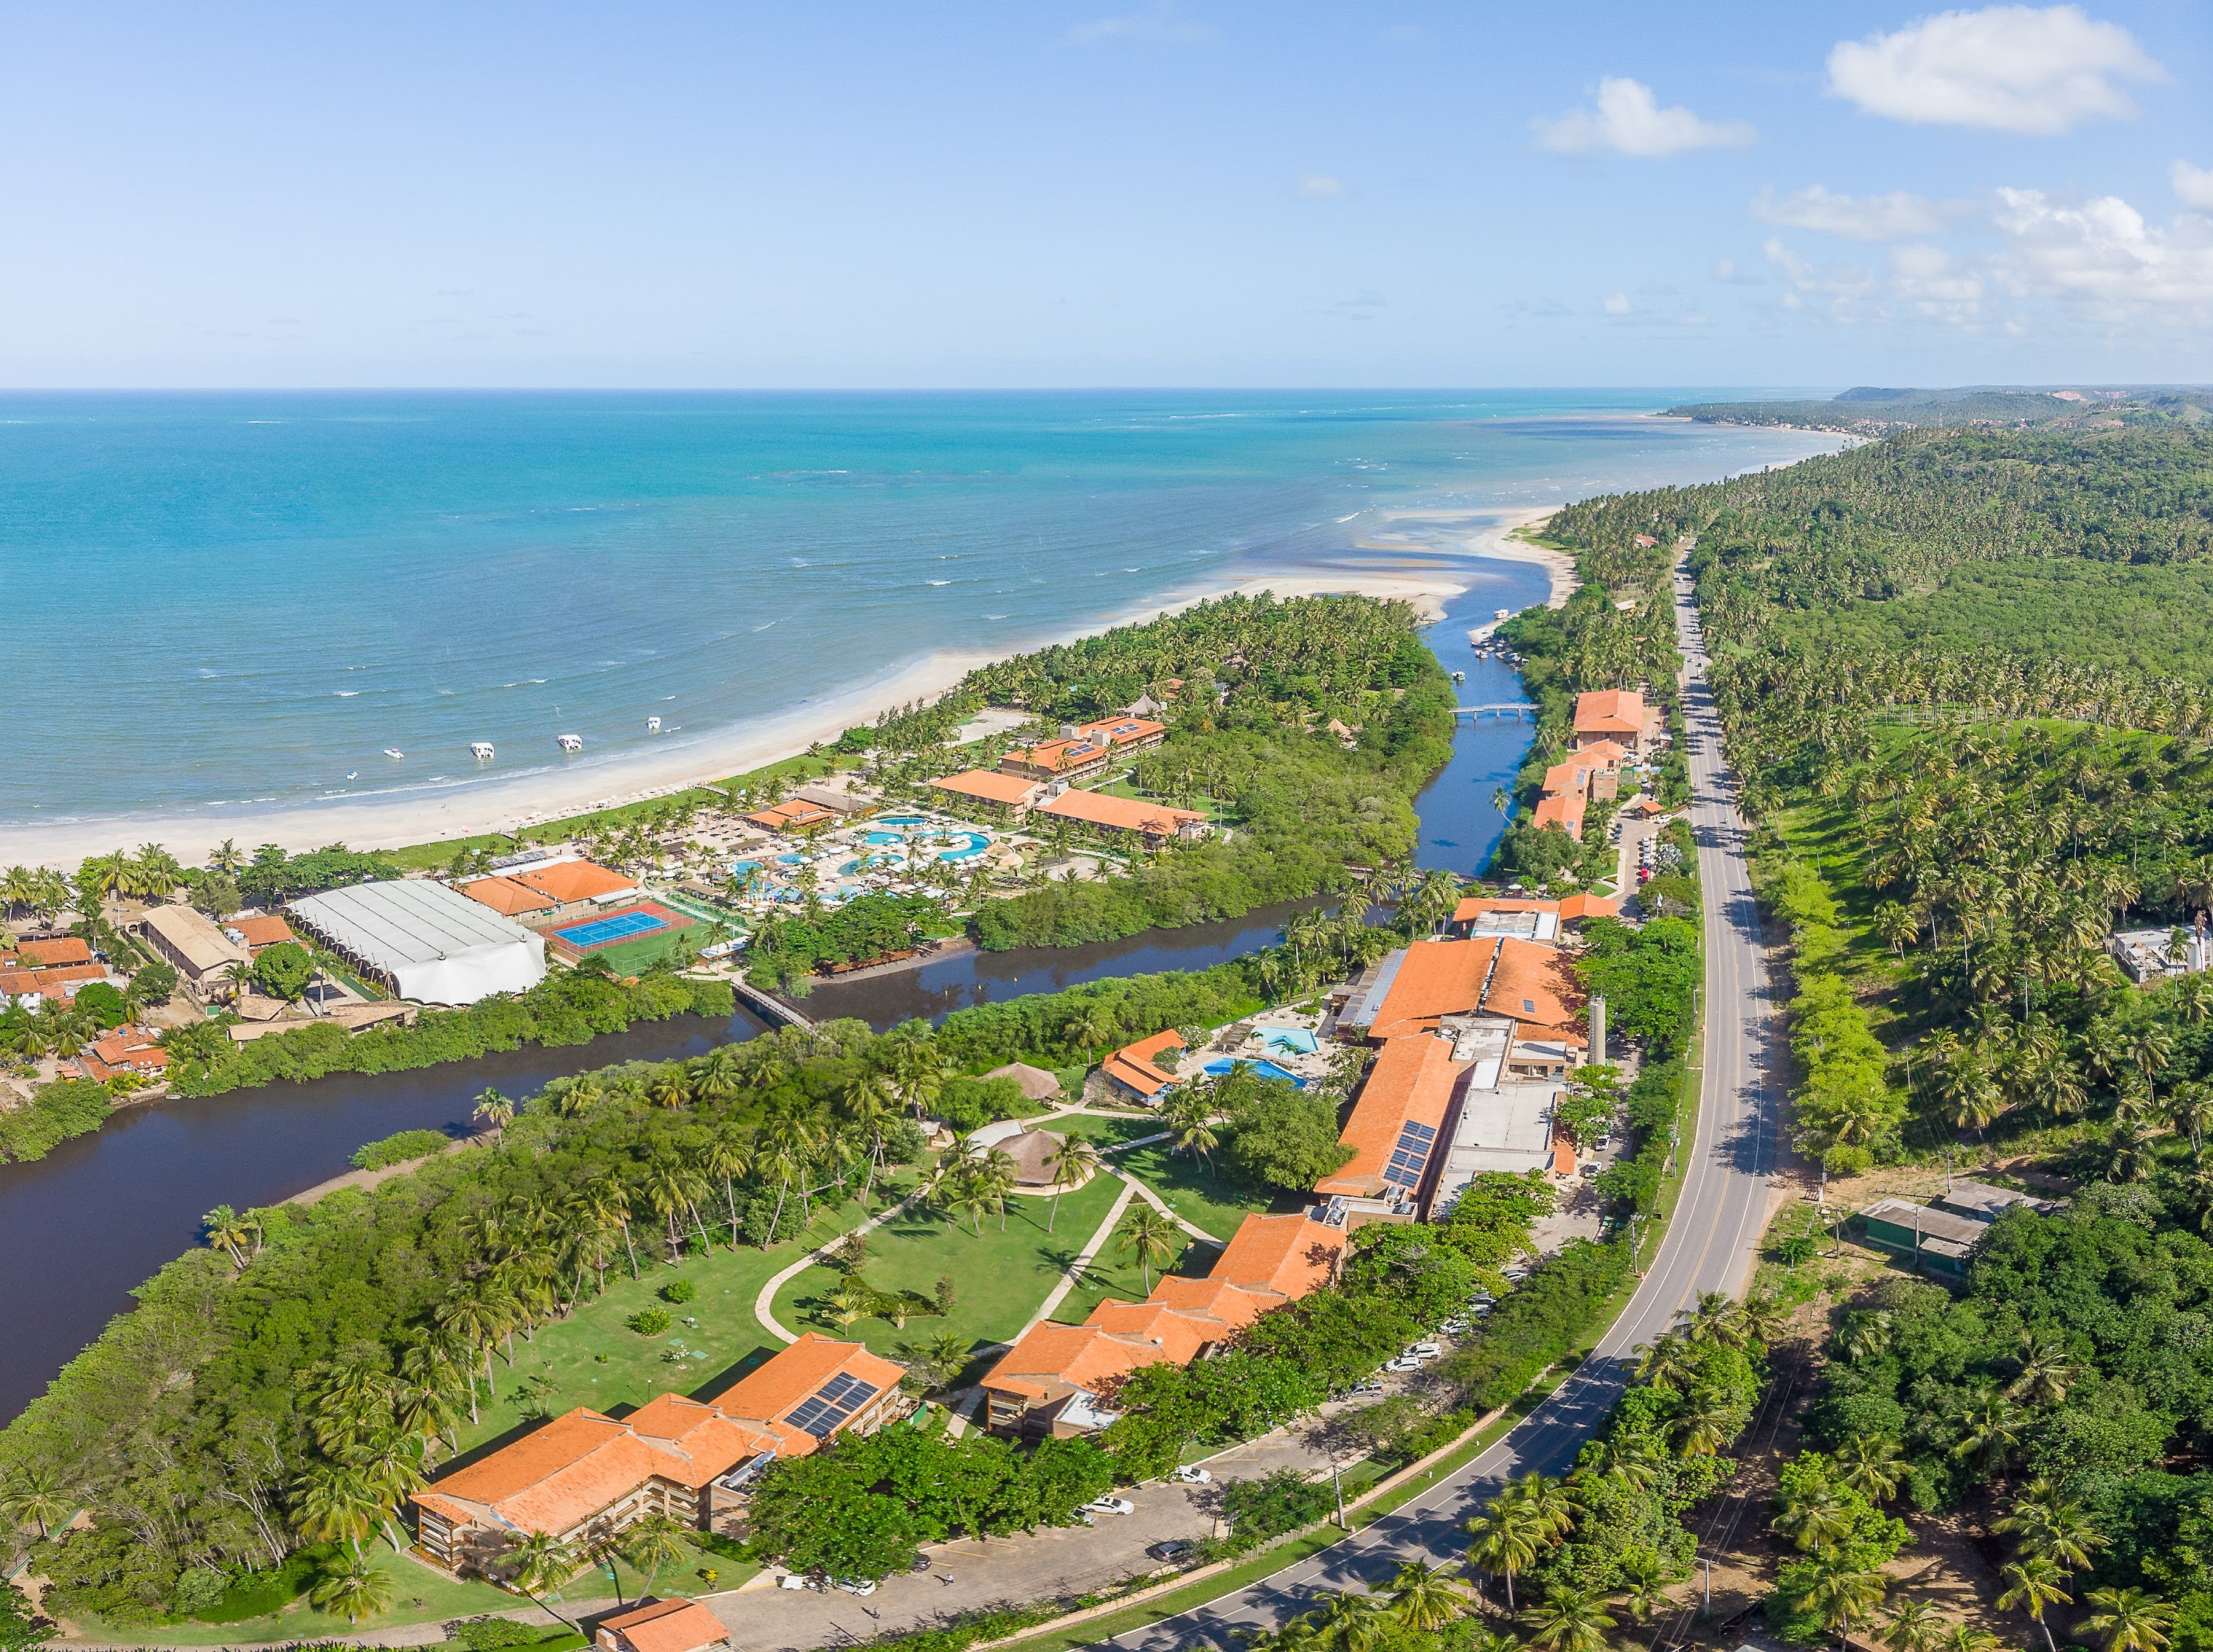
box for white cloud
[1604,292,1632,315]
[1753,184,1956,242]
[1826,4,2163,135]
[2174,161,2213,212]
[1295,174,1348,200]
[1992,186,2213,321]
[1534,77,1754,159]
[1889,243,1984,324]
[1064,2,1216,46]
[1712,258,1737,282]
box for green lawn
[771,1169,1128,1375]
[1112,1142,1281,1240]
[83,1542,518,1645]
[1049,1215,1212,1325]
[453,1176,915,1455]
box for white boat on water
[384,748,404,759]
[647,717,662,733]
[470,741,495,761]
[557,734,583,752]
[1494,608,1511,621]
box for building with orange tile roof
[1556,893,1618,922]
[1482,936,1583,1041]
[1447,893,1615,940]
[79,1026,171,1083]
[1577,739,1632,769]
[1100,1028,1188,1102]
[226,914,298,952]
[1076,715,1168,754]
[744,798,842,833]
[1531,788,1587,841]
[0,962,110,1003]
[409,1335,904,1572]
[513,860,639,906]
[980,1210,1347,1438]
[1339,938,1497,1043]
[999,735,1114,784]
[1573,689,1649,754]
[927,768,1046,819]
[1315,1033,1462,1204]
[460,875,561,918]
[596,1599,732,1652]
[15,937,91,968]
[1036,788,1207,843]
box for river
[0,558,1543,1425]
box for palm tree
[203,1203,256,1267]
[308,1552,395,1624]
[1114,1204,1180,1291]
[1045,1135,1105,1234]
[505,1530,578,1596]
[1937,1627,2002,1652]
[621,1513,695,1587]
[1998,1556,2073,1652]
[1953,1391,2025,1474]
[2008,1331,2076,1406]
[0,1465,71,1540]
[1315,1591,1391,1652]
[472,1088,516,1140]
[1870,1598,1941,1652]
[1387,1560,1472,1631]
[1834,1435,1907,1503]
[294,1463,384,1561]
[1465,1491,1548,1610]
[701,1128,752,1248]
[1801,1548,1889,1649]
[1519,1585,1615,1652]
[2083,1588,2176,1652]
[1773,1482,1856,1553]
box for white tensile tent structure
[288,880,547,1004]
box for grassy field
[450,1176,915,1456]
[1112,1140,1281,1240]
[771,1169,1128,1373]
[1049,1207,1211,1326]
[84,1542,518,1645]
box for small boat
[470,741,495,761]
[384,749,404,760]
[344,771,358,781]
[557,734,583,753]
[647,717,662,733]
[1494,608,1511,621]
[1451,670,1465,683]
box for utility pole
[1700,1556,1714,1614]
[1331,1452,1346,1529]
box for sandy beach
[0,558,1495,872]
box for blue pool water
[936,832,991,861]
[877,816,927,827]
[1204,1057,1307,1087]
[863,830,906,845]
[1258,1028,1321,1056]
[553,908,671,948]
[775,853,807,866]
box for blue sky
[3,1,2207,388]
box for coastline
[0,560,1484,872]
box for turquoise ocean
[0,390,1838,836]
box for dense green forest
[1669,384,2213,437]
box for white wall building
[288,879,545,1004]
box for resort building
[225,914,297,954]
[77,1025,170,1083]
[1339,936,1584,1049]
[133,903,251,1000]
[998,735,1114,785]
[460,876,560,920]
[0,962,108,1005]
[1036,788,1208,844]
[927,769,1046,821]
[289,879,546,1004]
[510,858,639,908]
[745,797,842,833]
[595,1600,732,1652]
[981,1211,1347,1440]
[411,1334,903,1572]
[1428,1078,1563,1211]
[1079,715,1168,755]
[1315,1032,1461,1215]
[1098,1029,1188,1103]
[787,782,879,818]
[1572,689,1652,755]
[1530,789,1587,841]
[13,937,92,968]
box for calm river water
[0,558,1542,1423]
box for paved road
[1106,566,1782,1651]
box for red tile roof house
[597,1599,731,1652]
[77,1027,172,1083]
[1098,1029,1188,1103]
[980,1212,1347,1439]
[1572,689,1653,756]
[409,1335,903,1573]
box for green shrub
[660,1280,697,1305]
[349,1128,450,1171]
[628,1307,673,1336]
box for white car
[831,1578,879,1597]
[1385,1356,1427,1373]
[1403,1342,1442,1359]
[1171,1465,1214,1484]
[778,1574,814,1591]
[1347,1378,1385,1397]
[1083,1496,1137,1516]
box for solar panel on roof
[819,1372,877,1408]
[1382,1165,1419,1188]
[1401,1121,1436,1142]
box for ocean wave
[334,690,360,697]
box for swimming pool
[553,906,676,950]
[935,832,991,861]
[862,830,906,845]
[1258,1027,1321,1056]
[1203,1057,1307,1087]
[878,815,926,827]
[776,853,808,866]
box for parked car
[1404,1342,1443,1359]
[1439,1317,1471,1335]
[1385,1355,1427,1373]
[1148,1540,1198,1563]
[1347,1378,1385,1397]
[1171,1464,1213,1484]
[832,1578,879,1597]
[778,1574,814,1591]
[1084,1496,1137,1516]
[1593,1134,1612,1153]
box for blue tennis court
[550,902,689,952]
